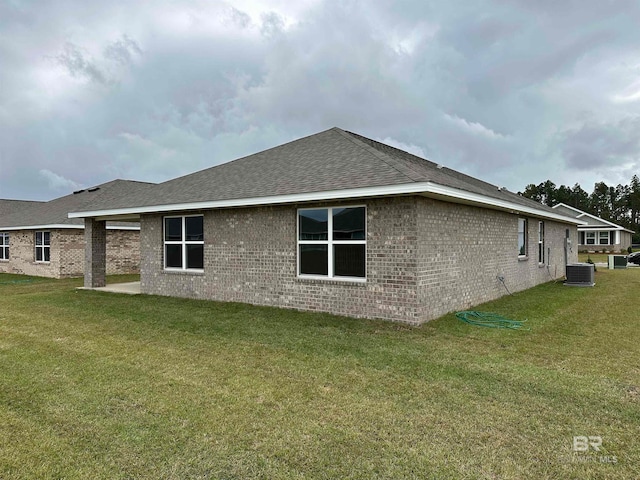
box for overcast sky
[2,0,640,201]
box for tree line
[519,175,640,243]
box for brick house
[551,203,634,253]
[69,128,581,324]
[0,180,151,278]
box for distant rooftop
[0,180,155,229]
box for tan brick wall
[58,229,86,277]
[0,229,61,278]
[416,197,578,321]
[106,229,140,275]
[141,198,421,323]
[0,228,140,278]
[139,196,578,324]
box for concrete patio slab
[78,281,141,295]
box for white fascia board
[578,226,617,231]
[581,216,622,229]
[68,181,582,225]
[0,224,84,231]
[0,224,139,231]
[552,203,585,216]
[578,226,635,233]
[423,184,583,224]
[551,203,630,229]
[106,225,140,231]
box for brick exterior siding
[0,228,140,278]
[416,197,576,320]
[139,196,578,324]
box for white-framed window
[297,206,366,280]
[35,231,51,262]
[164,215,204,271]
[599,231,610,245]
[585,231,596,245]
[0,233,9,260]
[518,218,527,257]
[538,221,545,265]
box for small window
[35,231,51,262]
[585,232,596,245]
[164,215,204,271]
[599,231,610,245]
[538,222,545,265]
[298,206,366,280]
[517,218,527,257]
[0,233,9,260]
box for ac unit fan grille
[565,264,595,287]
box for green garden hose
[455,311,529,330]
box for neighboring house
[69,128,581,324]
[0,180,153,278]
[551,203,634,253]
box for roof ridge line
[332,128,425,183]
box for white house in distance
[552,203,634,253]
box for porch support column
[84,218,107,288]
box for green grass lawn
[578,252,621,263]
[1,271,639,479]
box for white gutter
[578,226,635,233]
[0,224,140,231]
[68,181,582,225]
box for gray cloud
[54,42,110,85]
[560,117,640,169]
[2,0,640,201]
[224,7,252,29]
[103,35,142,65]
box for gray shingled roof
[0,180,154,229]
[68,127,567,219]
[0,199,44,218]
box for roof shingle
[67,127,565,218]
[0,180,154,229]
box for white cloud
[377,137,426,159]
[39,169,81,192]
[443,113,508,141]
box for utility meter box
[608,255,627,269]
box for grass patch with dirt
[0,271,639,479]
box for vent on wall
[564,263,595,287]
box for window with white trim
[518,218,527,257]
[164,215,204,271]
[35,231,50,262]
[298,206,366,280]
[538,221,545,265]
[0,233,9,260]
[599,231,610,245]
[585,231,596,245]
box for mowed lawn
[1,271,639,479]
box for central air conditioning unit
[564,263,595,287]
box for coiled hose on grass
[456,311,529,330]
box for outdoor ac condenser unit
[564,263,595,287]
